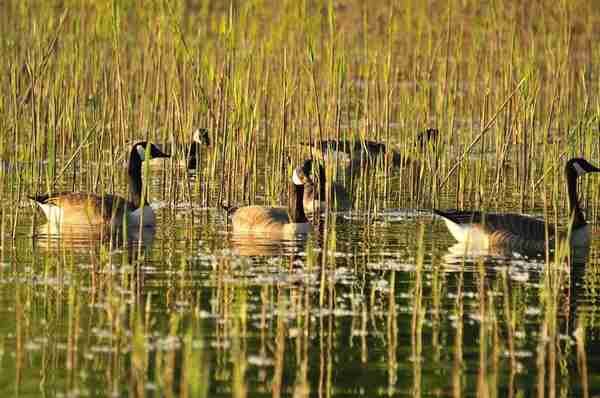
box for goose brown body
[30,142,169,231]
[227,161,314,236]
[31,192,130,227]
[230,206,311,235]
[433,210,552,253]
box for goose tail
[432,209,450,218]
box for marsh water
[2,0,600,395]
[2,160,600,398]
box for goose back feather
[434,210,551,253]
[230,206,311,235]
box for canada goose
[30,142,170,231]
[300,128,439,170]
[185,128,211,170]
[434,158,600,255]
[224,162,314,236]
[160,127,210,170]
[114,128,209,170]
[293,159,351,213]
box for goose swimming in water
[434,158,600,255]
[185,128,211,170]
[159,127,210,170]
[299,128,439,170]
[293,158,351,213]
[30,142,170,231]
[223,161,317,236]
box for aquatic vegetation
[0,0,599,396]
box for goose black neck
[567,170,585,229]
[128,149,145,208]
[317,175,326,199]
[303,182,324,208]
[289,184,309,223]
[187,142,200,169]
[391,151,405,168]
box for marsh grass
[1,1,598,217]
[1,0,600,396]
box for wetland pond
[2,0,600,394]
[1,161,600,398]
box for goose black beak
[151,146,171,159]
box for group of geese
[28,126,600,257]
[29,129,209,235]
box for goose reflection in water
[229,234,310,257]
[441,241,589,269]
[33,222,156,262]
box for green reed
[1,0,599,396]
[9,6,592,232]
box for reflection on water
[32,222,156,261]
[443,241,590,268]
[1,207,600,397]
[229,233,311,257]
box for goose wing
[231,206,291,232]
[435,210,549,236]
[434,210,552,250]
[30,192,130,225]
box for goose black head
[192,128,211,146]
[416,128,439,150]
[134,142,170,161]
[566,158,600,178]
[293,159,326,186]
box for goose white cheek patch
[292,168,304,185]
[136,145,146,161]
[573,162,586,176]
[193,129,202,143]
